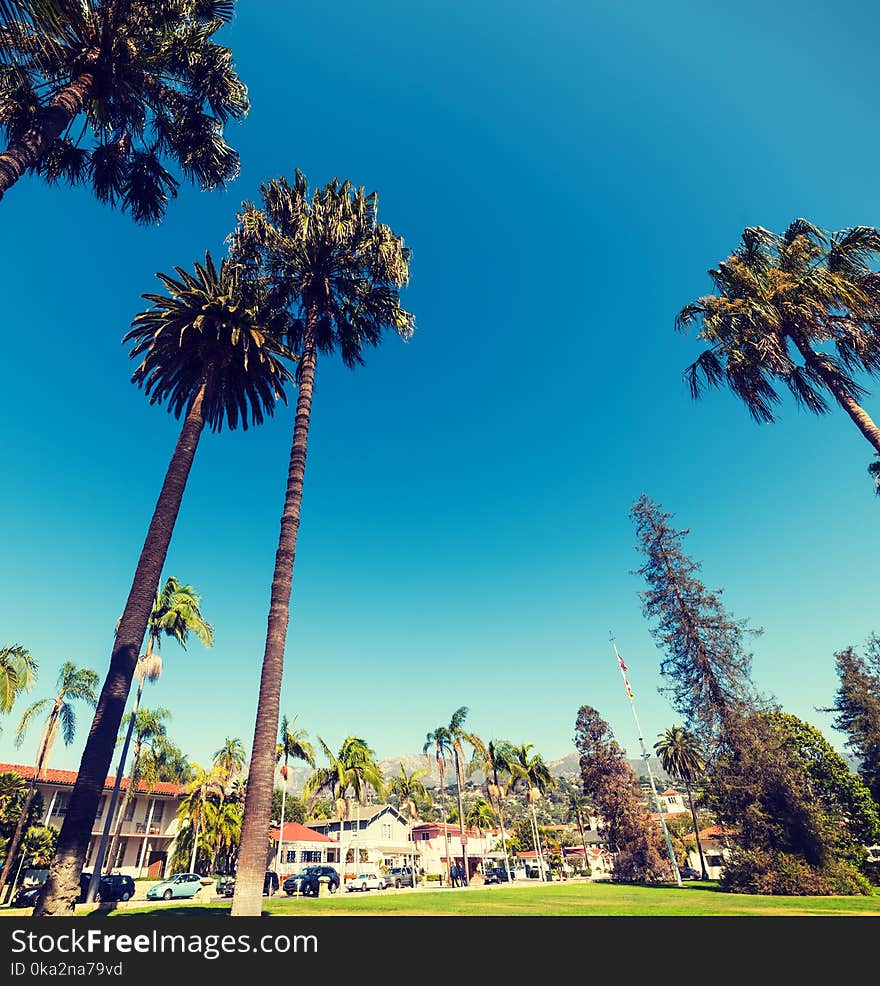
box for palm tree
[509,742,556,882]
[303,736,383,876]
[445,706,477,883]
[37,254,295,915]
[423,725,454,882]
[655,726,709,879]
[676,220,880,454]
[86,577,212,896]
[467,738,516,882]
[103,706,170,876]
[176,761,223,874]
[0,661,98,900]
[228,170,414,916]
[387,763,429,883]
[273,715,315,873]
[0,644,37,718]
[0,0,248,220]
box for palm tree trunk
[0,67,95,203]
[0,704,57,900]
[232,329,318,917]
[685,780,708,879]
[36,384,208,916]
[788,327,880,453]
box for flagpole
[609,631,682,888]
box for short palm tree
[86,576,212,895]
[467,738,515,882]
[676,220,880,454]
[0,644,37,717]
[387,763,429,881]
[228,170,414,916]
[303,736,383,874]
[0,661,98,900]
[0,0,248,220]
[37,255,295,915]
[273,715,314,873]
[423,724,454,881]
[509,742,556,882]
[446,707,478,882]
[655,725,709,879]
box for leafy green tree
[574,705,673,883]
[272,715,314,872]
[0,662,98,900]
[0,645,37,718]
[654,725,709,878]
[821,638,880,805]
[228,170,414,916]
[676,220,880,458]
[104,706,170,875]
[37,255,295,916]
[0,0,248,220]
[631,493,763,748]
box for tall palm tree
[468,738,515,881]
[86,577,212,896]
[0,644,37,718]
[654,725,709,879]
[228,170,414,916]
[37,255,295,915]
[387,763,429,883]
[0,0,248,219]
[0,661,98,900]
[509,742,556,882]
[273,715,314,873]
[676,220,880,454]
[303,736,383,876]
[103,706,170,876]
[423,725,454,882]
[446,706,477,883]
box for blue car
[146,872,205,901]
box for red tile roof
[270,822,335,844]
[0,762,186,797]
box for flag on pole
[616,648,635,699]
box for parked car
[385,866,416,888]
[345,872,387,892]
[217,871,279,897]
[483,866,515,884]
[78,873,136,902]
[282,865,340,897]
[679,866,701,880]
[146,872,205,901]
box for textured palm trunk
[788,327,880,453]
[231,329,318,917]
[0,67,95,203]
[685,780,709,878]
[35,384,208,915]
[0,701,60,900]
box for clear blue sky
[1,0,878,777]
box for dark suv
[282,865,340,897]
[385,866,416,888]
[78,873,136,902]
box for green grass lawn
[33,880,880,918]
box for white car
[345,872,387,892]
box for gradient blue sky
[1,1,878,777]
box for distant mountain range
[278,750,674,794]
